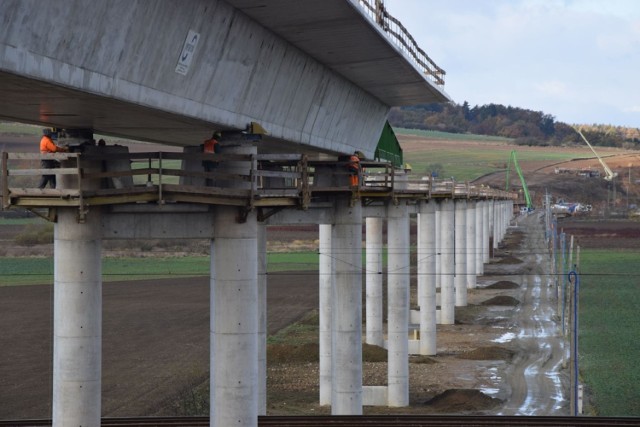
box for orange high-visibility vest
[203,137,219,154]
[40,136,63,153]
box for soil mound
[481,296,520,306]
[423,389,502,412]
[486,280,519,289]
[493,256,523,264]
[268,343,319,363]
[363,343,387,362]
[410,355,438,364]
[268,343,388,363]
[458,346,514,361]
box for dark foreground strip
[1,416,639,426]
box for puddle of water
[492,332,516,343]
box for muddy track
[499,214,568,415]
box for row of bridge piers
[2,140,514,426]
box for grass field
[0,252,323,286]
[578,249,640,416]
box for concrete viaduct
[0,1,515,426]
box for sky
[385,0,640,128]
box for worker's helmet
[213,131,222,139]
[42,128,51,136]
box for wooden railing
[1,151,515,215]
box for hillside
[398,131,640,215]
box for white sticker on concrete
[175,30,200,75]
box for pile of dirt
[423,389,503,412]
[481,296,520,306]
[492,256,523,264]
[267,343,319,364]
[485,280,519,289]
[267,343,388,364]
[410,355,438,364]
[362,343,388,362]
[458,346,514,361]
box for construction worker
[38,128,68,189]
[347,151,362,187]
[202,131,221,185]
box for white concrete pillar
[454,199,467,307]
[440,199,455,324]
[466,201,477,289]
[331,196,363,414]
[365,217,384,347]
[387,202,409,407]
[257,222,267,415]
[211,143,259,427]
[435,205,441,288]
[417,201,437,355]
[483,200,490,263]
[489,199,498,251]
[319,224,333,406]
[475,200,484,276]
[52,208,102,427]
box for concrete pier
[483,201,490,264]
[211,142,259,427]
[319,224,333,406]
[466,201,477,289]
[258,223,267,415]
[331,196,363,414]
[387,202,409,407]
[417,201,437,355]
[476,201,485,276]
[454,200,467,307]
[52,208,102,427]
[439,199,455,324]
[365,217,384,347]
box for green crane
[506,150,533,210]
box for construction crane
[506,150,533,211]
[574,127,618,181]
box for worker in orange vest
[347,151,362,187]
[38,128,68,189]
[202,131,221,185]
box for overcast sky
[385,0,640,128]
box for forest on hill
[388,102,640,149]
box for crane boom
[574,127,618,181]
[506,150,532,210]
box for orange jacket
[348,154,361,173]
[40,136,64,153]
[203,137,219,154]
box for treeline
[388,102,640,149]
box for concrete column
[476,201,484,275]
[490,199,496,251]
[319,224,333,406]
[454,199,467,307]
[257,222,267,415]
[53,140,103,427]
[435,205,441,288]
[211,142,259,427]
[417,201,437,355]
[483,200,490,263]
[331,196,363,414]
[387,202,409,407]
[365,217,384,347]
[440,199,455,324]
[466,201,477,289]
[52,208,102,427]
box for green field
[578,249,640,416]
[0,252,322,286]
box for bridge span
[0,0,447,157]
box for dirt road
[498,213,568,415]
